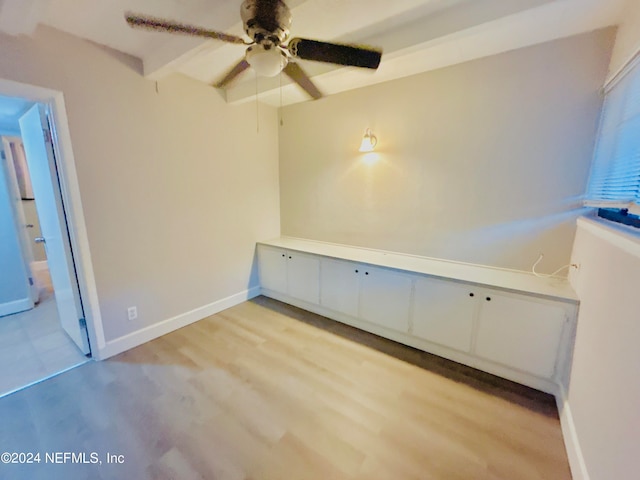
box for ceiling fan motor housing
[241,0,292,45]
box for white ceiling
[0,0,628,106]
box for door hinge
[79,317,87,329]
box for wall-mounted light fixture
[359,128,378,152]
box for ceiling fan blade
[283,62,323,100]
[125,13,248,45]
[214,59,251,89]
[288,38,382,69]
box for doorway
[0,92,93,397]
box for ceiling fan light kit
[125,0,382,100]
[245,44,288,77]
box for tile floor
[0,282,89,398]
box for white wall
[608,0,640,79]
[563,6,640,477]
[279,29,614,272]
[0,151,30,307]
[0,26,281,343]
[565,218,640,480]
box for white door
[360,265,412,332]
[412,277,477,352]
[320,258,360,318]
[19,105,90,354]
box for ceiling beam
[224,0,554,105]
[226,0,624,106]
[143,35,214,80]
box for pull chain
[255,71,260,134]
[279,70,283,126]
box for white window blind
[586,57,640,214]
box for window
[586,56,640,225]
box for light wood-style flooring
[0,296,572,480]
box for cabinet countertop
[257,237,579,303]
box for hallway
[0,269,88,398]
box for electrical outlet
[127,306,138,321]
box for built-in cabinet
[320,259,413,332]
[257,240,578,394]
[359,265,413,333]
[474,292,566,378]
[411,278,567,378]
[412,277,477,353]
[258,247,320,305]
[319,258,360,317]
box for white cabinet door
[320,258,360,317]
[258,246,288,293]
[475,292,566,378]
[286,252,320,304]
[360,265,412,332]
[412,277,477,352]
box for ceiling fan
[125,0,383,100]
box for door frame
[0,78,106,359]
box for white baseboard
[0,297,33,317]
[556,384,590,480]
[97,286,261,360]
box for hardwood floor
[0,296,572,480]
